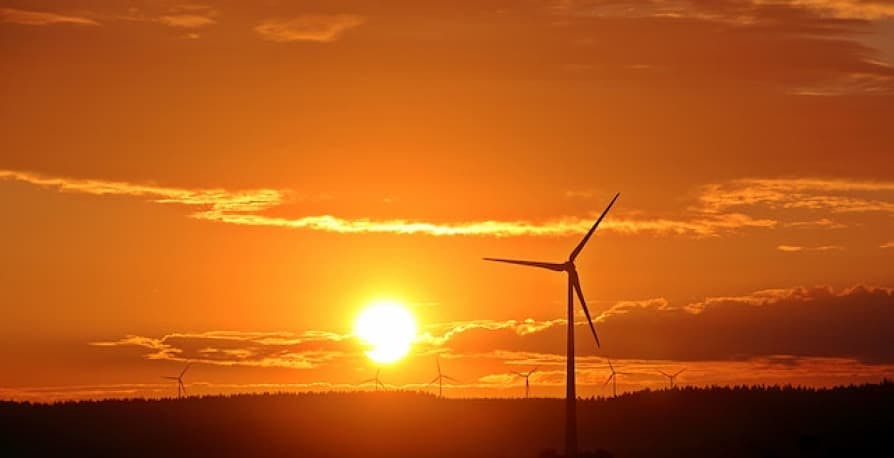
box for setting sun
[354,300,417,364]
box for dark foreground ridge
[2,382,893,458]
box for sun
[354,300,417,364]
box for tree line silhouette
[1,381,892,458]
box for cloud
[155,4,218,28]
[0,169,784,238]
[881,241,894,249]
[697,178,894,214]
[0,8,99,26]
[6,169,893,240]
[547,0,894,94]
[594,285,894,362]
[254,14,366,43]
[157,14,216,28]
[783,218,847,229]
[765,0,894,20]
[91,330,354,369]
[81,285,894,401]
[415,285,894,363]
[776,244,845,252]
[113,4,218,31]
[791,71,894,96]
[419,318,567,348]
[553,0,894,21]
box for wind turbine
[602,360,632,398]
[362,369,386,392]
[658,368,686,389]
[484,192,619,458]
[162,362,191,399]
[427,356,458,398]
[516,367,538,399]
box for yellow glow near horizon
[354,300,417,364]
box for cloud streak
[0,8,99,26]
[697,177,894,215]
[91,330,353,369]
[5,170,894,239]
[777,244,845,252]
[0,169,782,238]
[767,0,894,20]
[254,14,366,43]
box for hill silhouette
[2,382,892,458]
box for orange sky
[2,0,894,401]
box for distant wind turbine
[516,367,538,399]
[602,360,631,398]
[484,192,619,458]
[658,368,686,389]
[427,356,458,398]
[362,369,386,392]
[162,362,191,399]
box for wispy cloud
[419,318,567,347]
[5,170,893,239]
[763,0,894,20]
[777,244,845,252]
[91,330,353,369]
[792,72,894,96]
[553,0,894,21]
[156,14,216,28]
[0,7,99,26]
[881,241,894,249]
[254,14,366,43]
[697,178,894,214]
[0,169,783,238]
[154,4,218,29]
[111,4,218,35]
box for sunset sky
[2,0,894,402]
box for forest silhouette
[2,382,892,458]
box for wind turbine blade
[603,374,614,387]
[530,366,539,375]
[658,370,670,377]
[568,192,620,262]
[180,382,187,396]
[443,375,459,383]
[180,363,192,378]
[482,258,565,271]
[428,375,440,386]
[572,274,600,348]
[608,359,614,372]
[674,368,687,377]
[437,357,441,375]
[162,376,178,380]
[360,378,376,384]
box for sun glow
[354,300,417,364]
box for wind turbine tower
[428,356,458,398]
[162,362,192,399]
[363,369,386,392]
[484,193,619,458]
[658,368,686,389]
[517,367,538,399]
[602,360,631,398]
